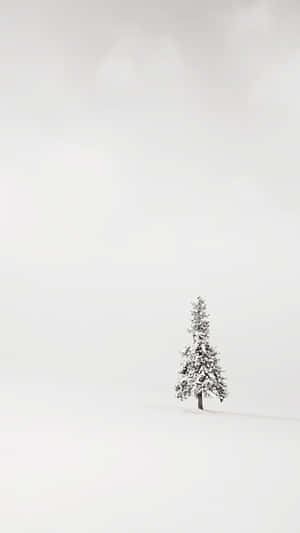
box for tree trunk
[197,392,203,410]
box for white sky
[1,1,300,417]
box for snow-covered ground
[1,396,299,533]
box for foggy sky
[1,1,300,417]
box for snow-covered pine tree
[175,296,228,410]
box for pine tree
[175,296,228,410]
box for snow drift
[1,400,299,533]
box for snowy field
[1,394,300,533]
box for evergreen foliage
[175,296,228,408]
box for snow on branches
[175,296,228,408]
